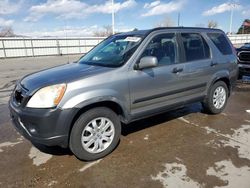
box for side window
[181,33,210,62]
[141,33,177,66]
[207,33,232,55]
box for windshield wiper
[83,62,119,68]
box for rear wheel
[70,107,121,161]
[202,81,228,114]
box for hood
[240,47,250,51]
[20,63,112,93]
[237,45,250,51]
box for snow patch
[29,146,52,166]
[178,117,200,128]
[178,117,220,135]
[79,159,102,172]
[221,125,250,160]
[0,141,22,152]
[17,137,24,141]
[151,163,201,188]
[48,180,58,187]
[246,110,250,113]
[204,126,219,134]
[144,134,149,140]
[175,157,183,162]
[178,117,190,124]
[207,160,250,188]
[206,140,221,148]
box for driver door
[129,32,186,119]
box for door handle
[172,67,183,74]
[211,61,218,67]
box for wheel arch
[211,77,231,96]
[67,100,129,144]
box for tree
[237,19,250,34]
[93,25,113,37]
[156,16,175,27]
[207,20,218,29]
[0,26,15,37]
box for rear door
[178,32,213,98]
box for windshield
[78,35,143,67]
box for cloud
[203,3,242,16]
[93,0,136,14]
[19,25,100,37]
[0,18,14,27]
[242,8,250,16]
[142,0,184,17]
[0,0,21,15]
[143,0,161,9]
[20,24,137,37]
[25,0,136,22]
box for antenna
[112,0,115,34]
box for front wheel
[202,81,228,114]
[70,107,121,161]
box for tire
[202,81,228,114]
[70,107,121,161]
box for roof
[116,27,224,37]
[150,27,222,32]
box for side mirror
[136,56,158,70]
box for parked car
[236,43,250,79]
[9,27,238,161]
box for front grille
[238,51,250,63]
[13,84,28,105]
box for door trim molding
[133,82,206,104]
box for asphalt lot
[0,55,250,188]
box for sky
[0,0,250,37]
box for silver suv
[9,27,238,160]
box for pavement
[0,56,250,188]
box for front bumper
[238,63,250,76]
[9,99,76,148]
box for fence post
[78,39,81,54]
[30,39,34,57]
[23,37,28,57]
[84,39,87,54]
[56,39,60,55]
[1,40,6,58]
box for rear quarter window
[207,33,232,55]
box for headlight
[27,83,66,108]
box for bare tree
[156,16,175,27]
[207,20,218,29]
[93,25,113,37]
[0,26,15,37]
